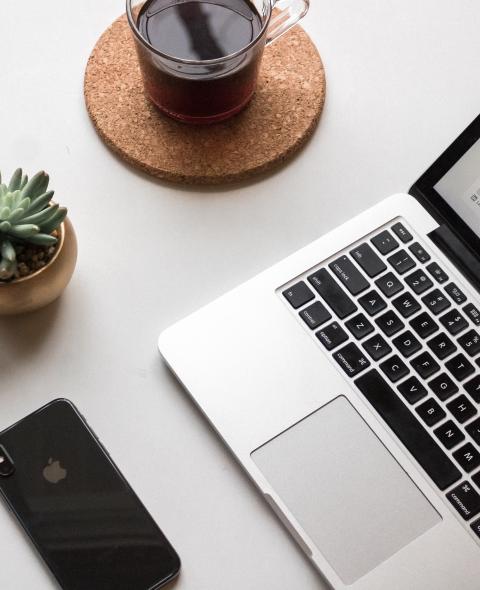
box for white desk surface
[1,0,479,588]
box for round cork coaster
[84,13,326,185]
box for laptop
[159,114,480,589]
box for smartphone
[0,399,180,590]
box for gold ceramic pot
[0,217,77,315]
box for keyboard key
[362,334,392,361]
[380,354,409,383]
[371,230,399,255]
[358,290,387,317]
[328,256,370,296]
[466,418,480,445]
[428,373,458,401]
[470,517,480,538]
[283,281,314,309]
[453,443,480,472]
[439,309,468,335]
[426,262,448,284]
[355,370,460,490]
[411,351,440,379]
[458,330,480,357]
[333,343,370,377]
[299,301,331,329]
[397,376,427,404]
[345,313,374,340]
[308,269,357,319]
[444,283,467,305]
[472,472,480,489]
[410,312,439,339]
[392,292,421,318]
[391,222,413,243]
[392,331,421,358]
[405,269,433,294]
[447,481,480,520]
[409,242,431,263]
[416,398,446,427]
[350,243,387,278]
[447,395,477,424]
[445,354,475,382]
[464,375,480,403]
[464,303,480,326]
[316,322,348,351]
[422,289,451,315]
[427,333,456,360]
[375,310,404,337]
[375,272,404,298]
[434,420,465,450]
[387,250,416,275]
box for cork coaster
[84,13,326,185]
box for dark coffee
[135,0,264,123]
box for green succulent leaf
[0,258,16,281]
[20,174,28,190]
[8,224,40,238]
[0,207,10,221]
[40,208,67,235]
[8,208,25,224]
[27,233,58,246]
[1,239,16,263]
[27,190,55,215]
[7,169,23,192]
[0,220,12,232]
[21,171,49,200]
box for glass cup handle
[265,0,310,45]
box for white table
[1,1,479,588]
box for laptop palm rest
[251,396,441,584]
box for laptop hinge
[428,224,480,291]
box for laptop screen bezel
[410,114,480,256]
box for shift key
[308,269,357,319]
[329,255,370,295]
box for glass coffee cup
[127,0,309,124]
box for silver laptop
[159,115,480,589]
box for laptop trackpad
[251,396,441,584]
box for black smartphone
[0,399,180,590]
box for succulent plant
[0,169,67,281]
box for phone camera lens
[0,446,15,477]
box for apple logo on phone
[43,458,67,484]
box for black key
[445,282,467,305]
[328,256,369,296]
[392,292,421,318]
[410,312,439,339]
[458,330,480,357]
[355,370,461,490]
[375,272,404,298]
[380,354,409,383]
[466,418,480,445]
[409,242,431,263]
[464,303,480,326]
[375,310,404,337]
[470,517,480,538]
[416,398,446,427]
[308,269,357,319]
[426,262,448,284]
[333,343,370,377]
[434,420,465,450]
[358,290,387,317]
[427,333,456,360]
[350,243,387,278]
[428,373,458,401]
[422,289,451,315]
[397,376,427,404]
[453,443,480,472]
[316,322,348,351]
[391,222,413,243]
[392,330,421,358]
[299,301,331,329]
[464,376,480,403]
[447,481,480,520]
[345,313,374,340]
[371,230,399,255]
[283,281,314,309]
[447,394,477,424]
[362,334,392,361]
[439,309,468,336]
[405,269,433,295]
[387,250,416,275]
[445,354,475,382]
[411,351,440,379]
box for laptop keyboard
[281,220,480,539]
